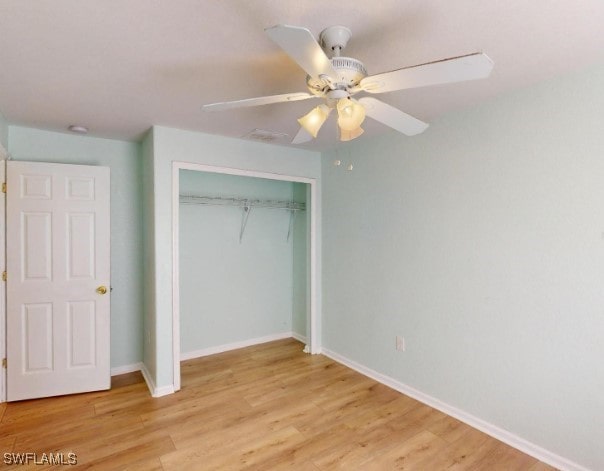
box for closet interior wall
[179,170,308,356]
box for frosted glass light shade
[337,98,366,131]
[298,105,331,138]
[340,127,364,142]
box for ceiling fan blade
[360,52,494,94]
[292,127,313,144]
[202,92,316,112]
[265,24,338,80]
[358,97,428,136]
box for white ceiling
[1,1,603,150]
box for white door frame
[172,161,319,391]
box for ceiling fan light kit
[340,126,364,142]
[298,104,331,138]
[337,98,366,131]
[203,24,494,145]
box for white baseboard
[138,333,300,398]
[180,331,294,361]
[321,348,589,471]
[291,331,307,344]
[110,362,142,376]
[140,363,175,398]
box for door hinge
[1,182,5,193]
[2,358,6,369]
[1,271,6,282]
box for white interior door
[6,161,110,401]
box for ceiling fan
[203,24,494,144]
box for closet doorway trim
[171,161,319,392]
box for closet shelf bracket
[240,205,252,243]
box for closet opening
[171,162,318,391]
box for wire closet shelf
[179,194,306,243]
[179,194,305,211]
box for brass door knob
[96,285,108,295]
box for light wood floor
[0,338,557,470]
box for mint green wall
[292,182,308,339]
[148,126,321,388]
[0,109,8,150]
[321,64,604,470]
[179,171,296,351]
[8,126,144,370]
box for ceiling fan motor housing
[331,57,367,86]
[306,57,368,96]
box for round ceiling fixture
[68,125,88,134]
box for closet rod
[179,195,305,211]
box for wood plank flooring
[0,338,557,470]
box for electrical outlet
[396,335,405,352]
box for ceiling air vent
[242,129,289,143]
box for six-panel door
[6,161,110,401]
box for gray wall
[321,64,604,470]
[179,170,297,352]
[8,126,144,370]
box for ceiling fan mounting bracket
[320,25,352,54]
